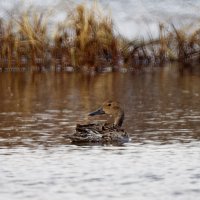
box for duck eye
[108,103,111,106]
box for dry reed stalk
[1,2,200,71]
[64,3,119,68]
[15,9,48,67]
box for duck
[69,100,129,145]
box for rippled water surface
[0,64,200,200]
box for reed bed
[1,3,200,72]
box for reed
[66,3,118,68]
[16,9,48,67]
[123,23,200,67]
[0,18,16,68]
[1,2,200,71]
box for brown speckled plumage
[69,101,129,145]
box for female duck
[69,100,129,144]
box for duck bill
[88,107,105,116]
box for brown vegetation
[0,3,200,72]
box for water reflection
[0,63,200,148]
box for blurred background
[1,0,200,39]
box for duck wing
[69,124,103,143]
[101,126,129,144]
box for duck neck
[114,111,124,127]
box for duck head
[88,100,124,127]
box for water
[0,64,200,199]
[1,144,200,200]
